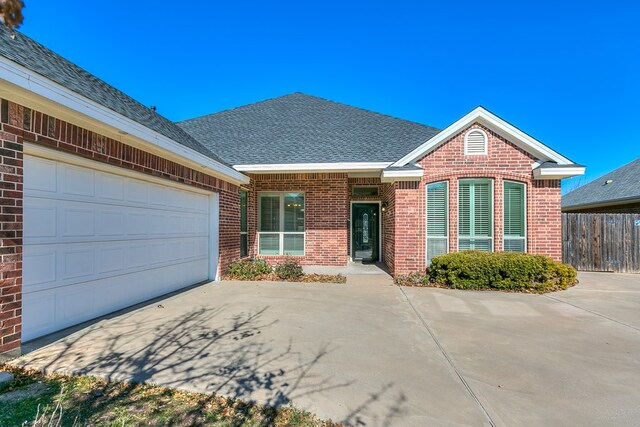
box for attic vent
[464,129,488,155]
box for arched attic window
[464,129,488,155]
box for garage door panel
[96,173,125,201]
[24,202,57,239]
[23,257,211,341]
[23,248,57,288]
[25,236,209,293]
[23,154,217,341]
[62,165,95,197]
[24,156,57,193]
[25,199,208,244]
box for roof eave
[533,166,585,180]
[562,196,640,211]
[233,162,393,173]
[0,55,250,185]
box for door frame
[349,201,382,262]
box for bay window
[240,191,248,257]
[503,181,526,252]
[426,181,449,264]
[458,179,493,251]
[258,192,305,255]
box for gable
[418,123,538,180]
[393,107,576,167]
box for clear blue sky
[18,1,640,192]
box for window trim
[502,180,527,252]
[425,180,449,265]
[464,129,488,156]
[257,191,305,256]
[457,178,494,252]
[240,190,248,258]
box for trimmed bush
[226,259,272,280]
[428,251,577,292]
[274,258,304,281]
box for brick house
[0,29,584,356]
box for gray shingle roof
[177,93,441,165]
[0,27,227,165]
[562,158,640,209]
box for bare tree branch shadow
[14,297,411,426]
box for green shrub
[428,251,577,292]
[274,258,304,281]
[226,259,272,280]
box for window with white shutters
[458,179,493,251]
[426,181,449,265]
[503,181,526,252]
[464,129,488,155]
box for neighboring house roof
[177,92,441,166]
[562,158,640,210]
[0,27,226,165]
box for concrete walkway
[11,272,640,426]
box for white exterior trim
[0,55,249,185]
[380,168,423,183]
[533,166,585,180]
[209,193,220,280]
[234,162,392,173]
[393,107,575,167]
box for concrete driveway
[12,272,640,426]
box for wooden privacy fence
[562,213,640,273]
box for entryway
[351,203,380,263]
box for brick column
[393,181,424,274]
[0,127,23,357]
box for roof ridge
[178,92,441,132]
[292,92,441,132]
[177,92,305,124]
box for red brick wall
[382,183,395,274]
[250,173,349,266]
[0,98,242,356]
[392,123,563,275]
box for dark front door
[352,203,379,262]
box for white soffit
[234,162,393,173]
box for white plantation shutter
[458,179,493,251]
[426,181,449,264]
[464,130,487,155]
[503,181,526,252]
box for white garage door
[23,153,218,341]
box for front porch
[240,173,399,273]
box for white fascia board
[533,166,585,180]
[233,162,392,173]
[380,168,423,183]
[0,56,249,185]
[393,107,574,167]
